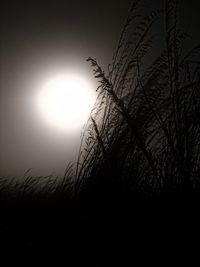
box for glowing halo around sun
[37,74,96,132]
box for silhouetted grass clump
[75,0,200,204]
[0,1,199,204]
[0,1,198,215]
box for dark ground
[0,185,198,266]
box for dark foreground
[0,185,199,267]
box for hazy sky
[0,0,200,177]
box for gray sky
[0,0,132,177]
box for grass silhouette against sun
[0,1,199,266]
[0,0,199,204]
[75,0,200,202]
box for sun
[37,74,96,132]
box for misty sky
[0,0,200,177]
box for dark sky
[0,0,200,177]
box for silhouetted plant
[0,0,199,202]
[75,0,200,200]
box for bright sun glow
[37,74,96,132]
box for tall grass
[0,0,199,201]
[0,3,198,265]
[74,0,200,201]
